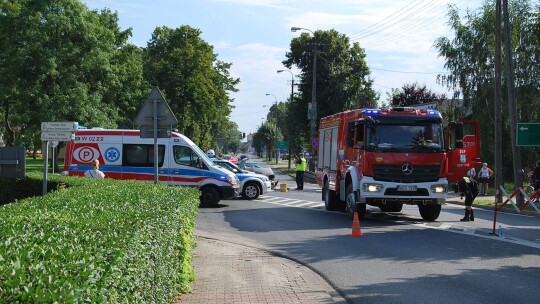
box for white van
[63,129,239,206]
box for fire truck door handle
[159,168,167,174]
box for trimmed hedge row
[0,176,199,303]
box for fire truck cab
[316,107,480,221]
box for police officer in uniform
[295,153,307,190]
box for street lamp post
[291,26,317,171]
[277,69,294,170]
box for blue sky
[84,0,483,135]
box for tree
[0,0,141,149]
[282,29,378,148]
[434,0,540,180]
[388,82,447,107]
[253,121,282,160]
[143,26,239,148]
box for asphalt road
[196,166,540,304]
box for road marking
[258,195,324,210]
[258,195,540,249]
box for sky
[84,0,484,135]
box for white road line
[295,201,323,207]
[282,200,304,206]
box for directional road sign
[517,123,540,146]
[41,121,78,141]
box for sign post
[517,123,540,146]
[41,122,78,195]
[134,87,178,184]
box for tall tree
[434,0,540,180]
[282,29,378,148]
[388,82,447,107]
[143,26,239,147]
[0,0,141,147]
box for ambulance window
[173,146,201,168]
[123,144,165,167]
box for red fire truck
[316,107,480,221]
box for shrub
[0,178,199,303]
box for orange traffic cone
[351,211,363,237]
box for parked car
[212,159,271,199]
[243,161,275,180]
[223,154,239,164]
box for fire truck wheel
[418,204,441,221]
[200,187,220,207]
[323,180,339,211]
[346,183,366,218]
[242,182,261,200]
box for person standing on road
[467,167,476,180]
[84,159,105,178]
[295,153,307,190]
[453,176,479,221]
[477,163,493,195]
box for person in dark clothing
[533,161,540,191]
[453,176,479,222]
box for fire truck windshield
[366,123,444,152]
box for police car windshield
[366,123,444,152]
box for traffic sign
[134,87,178,126]
[140,126,172,138]
[41,122,78,132]
[41,121,78,141]
[273,141,288,148]
[41,132,75,141]
[517,123,540,146]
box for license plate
[397,185,417,191]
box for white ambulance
[63,128,239,206]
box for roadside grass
[24,157,65,173]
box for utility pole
[494,0,503,203]
[503,0,523,195]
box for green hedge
[0,177,199,303]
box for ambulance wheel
[418,204,441,221]
[323,180,338,211]
[200,187,220,207]
[242,182,260,200]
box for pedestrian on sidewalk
[477,163,493,195]
[453,176,479,221]
[294,153,307,190]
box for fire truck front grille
[373,164,440,183]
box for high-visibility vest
[296,157,307,171]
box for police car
[212,159,271,200]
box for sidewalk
[175,233,344,304]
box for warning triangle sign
[134,87,178,126]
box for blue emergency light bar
[428,110,439,115]
[363,109,381,114]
